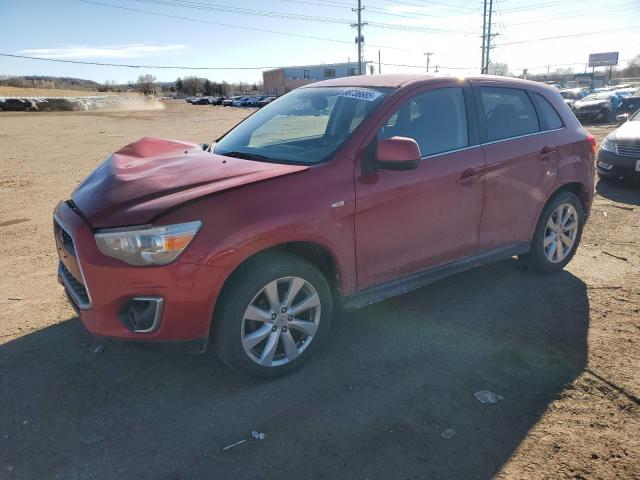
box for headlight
[600,137,618,154]
[95,221,202,266]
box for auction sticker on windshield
[636,160,640,172]
[340,89,383,102]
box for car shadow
[596,177,640,205]
[0,259,588,479]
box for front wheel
[212,252,332,378]
[518,191,585,272]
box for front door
[355,84,485,290]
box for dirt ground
[0,101,638,479]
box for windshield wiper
[218,150,275,162]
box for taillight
[586,133,597,154]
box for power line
[380,61,471,70]
[274,0,443,20]
[76,0,416,51]
[376,0,475,13]
[129,0,472,34]
[0,52,278,69]
[499,4,638,27]
[496,25,640,46]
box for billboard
[588,52,619,67]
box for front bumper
[54,201,230,342]
[597,149,640,179]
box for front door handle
[457,168,483,187]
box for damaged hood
[72,137,308,227]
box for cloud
[17,44,188,59]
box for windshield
[214,86,391,164]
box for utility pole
[481,0,487,74]
[485,0,493,74]
[480,0,496,74]
[351,0,366,75]
[424,52,434,72]
[378,50,381,74]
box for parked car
[232,96,249,107]
[194,97,212,105]
[559,88,587,109]
[54,75,594,377]
[613,87,636,98]
[244,96,260,107]
[619,87,640,115]
[257,96,276,108]
[0,98,38,111]
[210,96,224,106]
[222,96,240,106]
[596,108,640,181]
[572,91,621,123]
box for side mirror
[375,136,421,171]
[616,113,629,126]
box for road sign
[588,52,619,67]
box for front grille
[59,261,90,308]
[616,143,640,157]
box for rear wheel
[597,172,616,183]
[212,252,332,378]
[518,191,585,272]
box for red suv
[54,75,595,377]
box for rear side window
[480,87,539,142]
[379,87,468,157]
[531,92,563,130]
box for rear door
[472,83,561,251]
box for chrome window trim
[131,297,164,333]
[418,127,567,160]
[481,126,565,147]
[421,144,479,160]
[54,213,93,310]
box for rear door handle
[539,145,557,160]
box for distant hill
[0,75,106,91]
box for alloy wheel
[241,277,321,367]
[543,203,579,263]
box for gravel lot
[0,101,638,479]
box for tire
[518,191,585,273]
[602,108,614,124]
[212,252,333,378]
[597,172,615,183]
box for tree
[136,74,157,95]
[175,77,184,91]
[182,76,203,95]
[488,62,509,76]
[203,79,213,96]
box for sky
[0,0,639,85]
